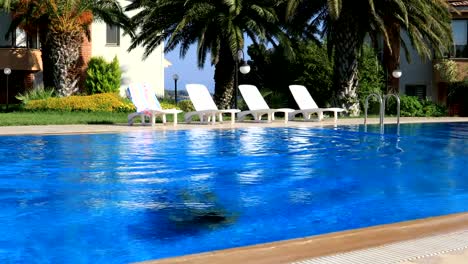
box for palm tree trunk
[383,21,400,93]
[47,31,82,97]
[38,26,54,89]
[332,13,363,117]
[214,43,235,109]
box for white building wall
[91,2,165,97]
[399,31,434,100]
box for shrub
[421,100,447,117]
[434,59,458,83]
[176,100,195,112]
[85,56,122,95]
[357,45,385,113]
[15,85,56,104]
[385,95,447,117]
[24,93,135,112]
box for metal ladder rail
[383,94,401,134]
[364,93,383,126]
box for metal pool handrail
[364,93,400,134]
[383,94,401,129]
[364,93,383,126]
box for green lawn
[0,111,132,126]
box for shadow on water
[128,190,239,241]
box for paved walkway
[0,117,466,135]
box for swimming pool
[0,122,466,263]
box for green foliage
[385,95,447,117]
[24,93,134,112]
[421,99,448,117]
[447,80,468,116]
[447,80,468,103]
[0,111,129,126]
[294,42,334,106]
[176,100,195,112]
[244,41,333,108]
[156,98,182,110]
[357,45,384,113]
[15,86,56,105]
[85,56,122,95]
[434,59,458,83]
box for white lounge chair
[184,84,240,124]
[237,84,294,123]
[127,83,182,126]
[289,85,345,122]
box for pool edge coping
[137,213,468,264]
[0,117,466,136]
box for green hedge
[24,93,182,113]
[25,93,135,112]
[385,95,447,117]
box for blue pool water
[0,122,467,263]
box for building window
[405,85,426,100]
[106,24,120,46]
[451,20,468,58]
[0,12,12,48]
[0,12,39,49]
[14,28,27,48]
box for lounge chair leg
[230,112,235,124]
[255,114,261,122]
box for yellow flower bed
[24,93,182,113]
[25,93,137,112]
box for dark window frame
[106,24,120,46]
[0,28,39,49]
[405,85,427,100]
[450,19,468,58]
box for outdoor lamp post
[172,73,179,105]
[234,49,251,109]
[392,69,402,79]
[3,68,11,111]
[390,68,402,93]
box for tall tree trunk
[47,31,82,96]
[332,14,363,117]
[383,21,401,94]
[38,26,54,89]
[214,43,235,110]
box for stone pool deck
[1,116,467,264]
[0,116,466,135]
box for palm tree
[9,0,131,96]
[127,0,292,109]
[1,0,14,10]
[286,0,453,116]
